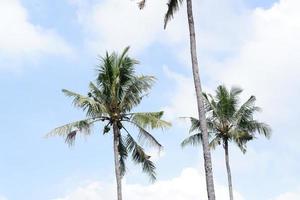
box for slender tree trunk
[113,123,122,200]
[224,140,234,200]
[186,0,216,199]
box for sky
[0,0,299,199]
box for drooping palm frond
[46,119,96,146]
[138,0,183,28]
[180,116,202,133]
[181,116,217,134]
[125,134,156,182]
[130,121,162,150]
[62,89,107,117]
[188,117,201,133]
[119,135,128,177]
[181,116,218,148]
[130,111,171,129]
[164,0,183,29]
[231,131,254,153]
[138,0,146,9]
[209,137,221,150]
[181,132,202,148]
[240,120,271,139]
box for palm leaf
[209,137,221,150]
[234,95,259,123]
[124,120,162,150]
[119,135,128,177]
[125,134,156,182]
[88,82,108,105]
[46,119,96,146]
[242,120,272,139]
[138,0,146,9]
[129,111,171,129]
[181,133,202,148]
[120,76,155,112]
[231,131,253,153]
[62,89,106,117]
[164,0,183,29]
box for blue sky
[1,0,300,200]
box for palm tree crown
[47,47,171,181]
[182,85,271,152]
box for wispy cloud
[0,0,72,70]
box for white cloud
[0,196,7,200]
[271,188,300,200]
[51,168,244,200]
[214,0,300,123]
[0,0,72,68]
[203,0,300,160]
[71,0,169,54]
[70,0,250,59]
[162,66,198,120]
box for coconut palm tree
[47,47,171,200]
[182,85,271,200]
[138,0,216,199]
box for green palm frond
[241,120,272,139]
[231,131,253,153]
[129,120,162,150]
[215,85,237,120]
[46,119,96,146]
[203,93,222,120]
[96,52,116,102]
[164,0,184,29]
[234,95,259,123]
[120,76,155,112]
[181,116,216,134]
[96,47,141,107]
[88,82,108,104]
[62,89,107,117]
[129,111,171,129]
[180,117,200,133]
[125,134,156,182]
[119,135,128,177]
[209,137,221,150]
[181,133,202,148]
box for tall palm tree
[182,85,271,200]
[139,0,216,199]
[47,47,171,200]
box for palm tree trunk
[186,0,216,199]
[113,123,123,200]
[224,140,233,200]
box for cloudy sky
[0,0,299,199]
